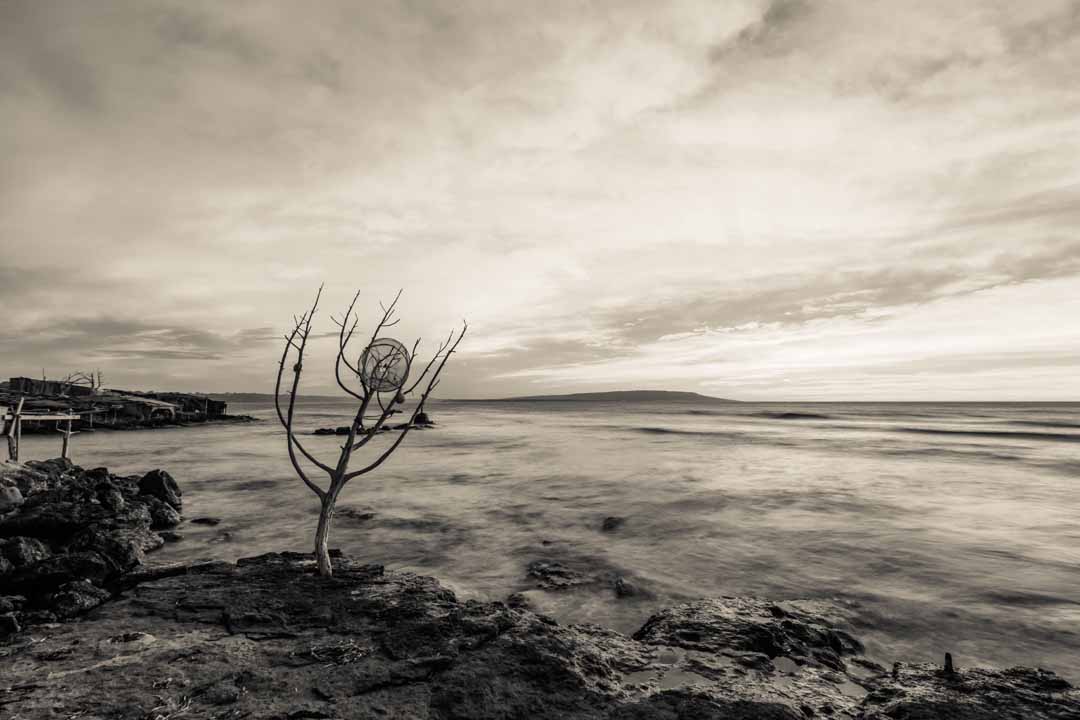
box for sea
[18,398,1080,680]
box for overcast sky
[2,1,1079,400]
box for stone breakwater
[0,458,182,632]
[1,462,1078,719]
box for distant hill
[462,390,737,403]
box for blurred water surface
[20,398,1080,679]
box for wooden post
[61,417,72,460]
[13,398,24,462]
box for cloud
[1,1,1078,398]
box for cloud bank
[2,0,1079,399]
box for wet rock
[0,595,26,613]
[0,556,11,576]
[69,525,164,573]
[0,612,20,635]
[49,579,111,619]
[191,516,222,526]
[143,496,182,529]
[526,559,593,590]
[313,427,336,435]
[12,551,113,594]
[0,485,24,512]
[0,552,1076,719]
[601,515,626,532]
[615,576,639,598]
[2,536,51,567]
[415,411,434,425]
[159,531,183,543]
[137,469,182,509]
[863,661,1075,719]
[0,500,105,541]
[633,598,863,667]
[95,484,125,512]
[0,461,51,496]
[25,457,75,484]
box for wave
[1008,420,1080,430]
[895,427,1080,443]
[632,426,744,440]
[758,411,832,420]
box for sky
[2,0,1079,400]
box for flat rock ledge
[1,552,1076,719]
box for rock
[49,579,111,619]
[0,556,11,576]
[0,595,26,613]
[25,457,75,484]
[0,552,1076,719]
[0,612,20,635]
[336,425,351,435]
[313,427,336,435]
[0,500,105,541]
[68,525,164,573]
[2,536,51,567]
[159,531,183,543]
[614,576,639,598]
[0,485,24,512]
[601,515,626,532]
[0,461,51,496]
[95,484,125,512]
[526,559,594,590]
[12,551,113,594]
[415,411,434,425]
[137,469,181,509]
[633,598,863,666]
[865,661,1075,718]
[190,516,222,526]
[143,497,182,529]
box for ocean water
[18,399,1080,680]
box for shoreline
[1,459,1078,717]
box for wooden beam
[61,417,72,460]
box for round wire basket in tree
[359,338,411,391]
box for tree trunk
[314,491,338,576]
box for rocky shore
[2,461,1078,719]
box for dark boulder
[68,526,164,573]
[190,517,222,526]
[526,559,593,590]
[614,576,639,598]
[0,501,105,541]
[0,612,19,635]
[49,579,111,619]
[0,595,25,613]
[0,486,24,512]
[0,461,51,496]
[633,598,863,667]
[2,536,51,568]
[12,551,113,594]
[142,497,181,529]
[25,457,75,484]
[138,469,182,510]
[601,515,626,532]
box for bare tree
[275,287,467,577]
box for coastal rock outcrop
[0,459,178,632]
[1,552,1075,719]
